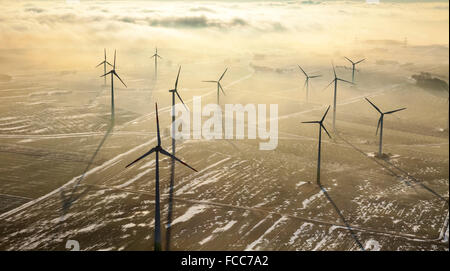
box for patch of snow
[116,168,152,189]
[199,235,214,245]
[122,223,136,230]
[245,216,288,251]
[312,237,328,251]
[288,223,313,245]
[442,225,448,243]
[301,191,323,209]
[364,239,381,251]
[78,223,103,233]
[175,158,231,195]
[18,139,34,143]
[213,220,237,233]
[171,205,208,226]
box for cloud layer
[0,0,447,72]
[1,0,448,49]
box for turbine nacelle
[323,64,354,90]
[203,68,228,102]
[100,50,127,88]
[302,105,332,138]
[345,56,365,66]
[298,65,321,80]
[169,66,188,111]
[151,47,162,59]
[101,70,127,88]
[344,57,365,83]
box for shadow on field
[319,184,365,250]
[59,120,114,218]
[335,132,448,203]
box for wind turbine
[324,64,353,131]
[344,57,365,83]
[302,106,331,186]
[151,47,162,78]
[101,50,127,120]
[125,103,197,251]
[166,66,188,250]
[96,48,113,85]
[203,68,227,105]
[298,65,321,102]
[302,106,365,250]
[365,98,406,156]
[168,66,189,172]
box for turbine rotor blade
[203,80,217,83]
[337,78,354,84]
[323,80,335,91]
[125,147,157,168]
[113,72,127,87]
[100,71,112,77]
[298,65,308,77]
[175,91,189,111]
[96,61,104,68]
[332,63,336,78]
[321,105,331,122]
[219,83,226,96]
[321,124,332,139]
[219,68,228,81]
[355,58,366,64]
[344,56,354,65]
[302,121,320,124]
[106,61,113,67]
[384,108,406,115]
[174,66,181,90]
[365,98,382,114]
[309,75,321,78]
[159,148,198,172]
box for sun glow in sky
[1,2,448,46]
[0,0,447,73]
